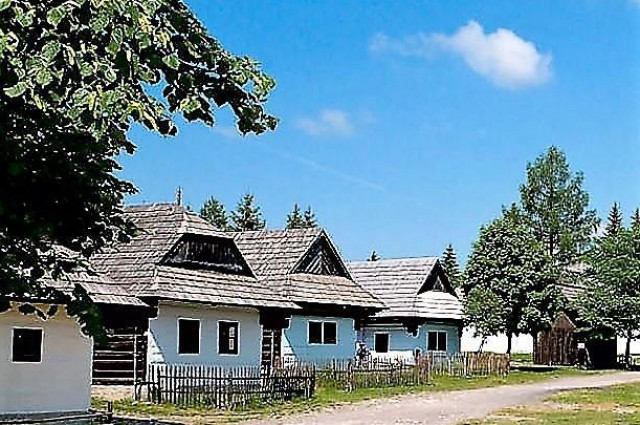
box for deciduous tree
[1,0,276,334]
[519,146,598,266]
[464,204,563,354]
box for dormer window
[163,234,250,275]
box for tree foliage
[464,204,563,353]
[604,202,623,238]
[519,146,598,266]
[199,197,229,230]
[441,244,462,289]
[303,206,318,228]
[286,204,305,229]
[230,194,265,231]
[0,0,277,334]
[577,210,640,363]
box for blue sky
[122,0,640,263]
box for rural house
[349,257,463,360]
[233,229,385,364]
[91,204,298,378]
[0,257,143,417]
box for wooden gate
[261,328,282,368]
[93,327,147,385]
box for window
[308,321,338,345]
[178,318,200,354]
[12,328,43,363]
[374,333,389,353]
[218,321,239,355]
[427,331,447,352]
[323,322,337,345]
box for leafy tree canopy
[441,244,462,289]
[1,0,276,334]
[199,196,229,230]
[464,204,563,353]
[577,211,640,362]
[230,194,265,231]
[519,146,598,266]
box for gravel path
[247,372,640,425]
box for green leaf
[15,6,35,27]
[4,81,28,97]
[41,40,61,62]
[35,68,53,86]
[46,5,67,27]
[0,0,12,12]
[162,53,179,70]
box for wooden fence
[93,329,147,385]
[139,363,316,409]
[426,352,510,378]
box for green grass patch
[92,368,601,424]
[463,381,640,425]
[510,352,533,363]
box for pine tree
[368,251,380,261]
[441,244,462,289]
[303,206,318,228]
[519,146,598,266]
[230,194,266,231]
[199,197,229,230]
[464,204,563,354]
[632,209,640,233]
[286,204,306,229]
[604,202,623,238]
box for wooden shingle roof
[92,203,297,310]
[233,229,384,309]
[348,257,463,320]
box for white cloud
[296,109,355,137]
[371,21,552,89]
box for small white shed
[0,304,92,416]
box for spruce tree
[303,206,318,228]
[441,244,462,289]
[604,202,623,238]
[368,251,380,261]
[230,194,266,231]
[199,197,229,230]
[632,209,640,233]
[519,146,598,266]
[286,204,306,229]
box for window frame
[427,330,448,352]
[374,332,390,353]
[11,327,44,364]
[307,320,338,345]
[217,320,240,356]
[177,317,201,356]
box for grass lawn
[92,369,606,424]
[462,381,640,425]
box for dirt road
[247,372,640,425]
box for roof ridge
[350,256,439,264]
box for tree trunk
[507,332,513,355]
[626,330,633,369]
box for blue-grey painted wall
[361,321,460,358]
[282,315,357,362]
[148,301,262,367]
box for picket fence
[138,363,316,409]
[138,352,509,408]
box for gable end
[293,234,349,277]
